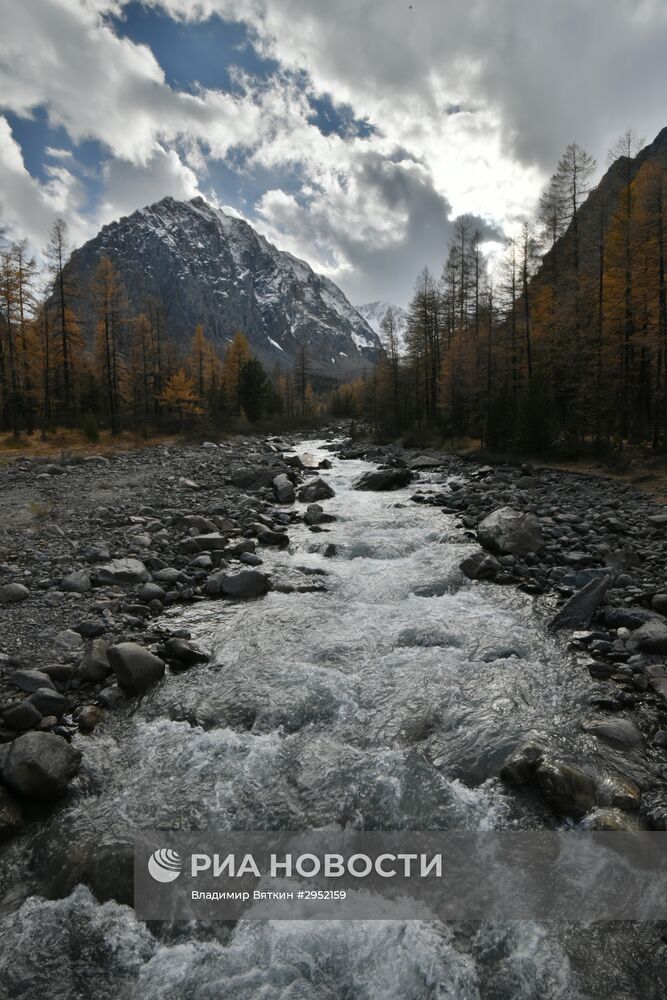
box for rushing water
[0,442,664,999]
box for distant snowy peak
[66,195,382,379]
[355,301,409,353]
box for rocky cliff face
[66,196,381,379]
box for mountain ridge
[65,195,382,379]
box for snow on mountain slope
[65,196,381,379]
[355,300,410,354]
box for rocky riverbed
[1,434,667,997]
[1,433,666,833]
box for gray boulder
[28,688,67,719]
[273,474,296,504]
[95,558,150,586]
[0,583,30,604]
[477,506,544,555]
[627,619,667,654]
[61,571,92,594]
[353,468,412,491]
[582,717,643,747]
[220,570,271,599]
[460,550,501,581]
[1,731,82,800]
[549,574,613,631]
[164,637,209,666]
[79,639,111,682]
[298,477,336,502]
[305,503,336,526]
[534,760,597,818]
[2,700,43,731]
[255,525,290,548]
[107,642,165,693]
[139,582,166,602]
[11,669,55,693]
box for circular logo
[148,848,183,883]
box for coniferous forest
[3,127,667,456]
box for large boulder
[627,619,667,654]
[61,570,92,594]
[298,478,336,502]
[0,583,30,604]
[107,642,165,693]
[353,468,412,491]
[1,731,82,800]
[273,474,296,504]
[94,558,150,586]
[582,717,643,747]
[79,638,111,682]
[534,760,597,818]
[460,550,501,581]
[164,637,209,667]
[549,574,613,631]
[255,525,290,548]
[477,507,544,555]
[208,570,271,599]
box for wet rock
[298,477,336,502]
[515,476,540,490]
[499,742,544,786]
[477,507,544,555]
[534,760,597,818]
[77,705,104,733]
[460,550,501,581]
[324,543,337,557]
[653,730,667,748]
[1,731,82,800]
[107,642,165,693]
[179,514,217,533]
[164,637,209,666]
[410,456,443,469]
[273,474,296,504]
[61,570,93,594]
[597,775,642,812]
[2,700,43,731]
[304,503,336,526]
[79,639,111,682]
[28,688,67,719]
[582,807,640,831]
[255,525,290,548]
[0,583,30,605]
[97,686,127,710]
[627,619,667,654]
[0,785,23,841]
[582,717,643,747]
[353,468,412,491]
[549,574,613,631]
[218,570,271,599]
[240,552,263,566]
[94,558,150,586]
[651,593,667,615]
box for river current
[0,441,662,999]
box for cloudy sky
[2,0,667,306]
